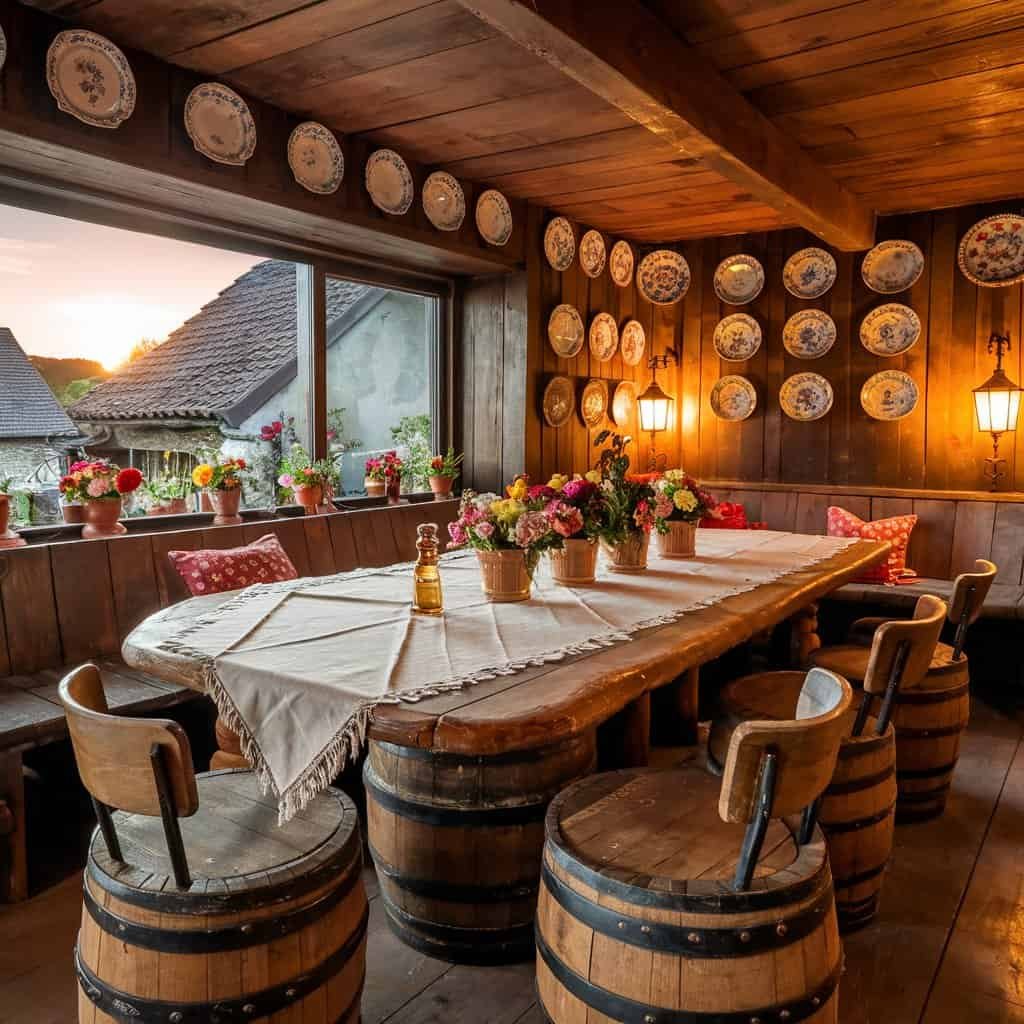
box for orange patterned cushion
[826,506,917,584]
[168,534,298,596]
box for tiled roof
[70,261,372,422]
[0,327,79,439]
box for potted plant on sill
[653,470,716,558]
[0,476,26,549]
[592,432,659,572]
[531,474,605,585]
[143,473,193,516]
[427,447,464,500]
[278,444,338,515]
[365,451,403,503]
[59,460,144,539]
[193,457,246,525]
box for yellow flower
[192,464,214,488]
[547,473,569,492]
[584,470,602,484]
[506,476,529,501]
[490,498,525,523]
[673,489,698,512]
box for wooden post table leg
[0,750,28,902]
[667,667,700,747]
[598,692,652,769]
[790,602,821,668]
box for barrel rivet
[776,923,788,937]
[240,923,253,934]
[243,1005,256,1015]
[169,1014,183,1023]
[687,931,701,943]
[617,920,626,930]
[286,988,297,999]
[812,996,821,1006]
[780,1011,792,1021]
[117,923,126,933]
[750,1017,761,1024]
[644,1015,656,1023]
[739,930,751,943]
[640,924,651,934]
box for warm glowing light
[53,297,187,369]
[974,380,1022,433]
[638,379,673,433]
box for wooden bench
[0,499,459,901]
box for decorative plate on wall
[714,254,765,305]
[547,304,585,358]
[589,312,619,362]
[609,240,634,287]
[287,122,344,194]
[862,240,924,294]
[422,171,466,231]
[475,189,513,246]
[581,379,608,427]
[612,381,637,426]
[0,25,6,73]
[543,376,575,428]
[620,319,646,366]
[861,370,919,420]
[713,313,762,362]
[958,214,1024,287]
[47,30,136,129]
[860,304,921,357]
[365,148,414,215]
[184,83,256,165]
[637,249,690,305]
[783,247,837,299]
[783,309,837,359]
[579,230,607,278]
[780,373,834,421]
[710,375,757,421]
[544,217,576,271]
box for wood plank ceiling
[18,0,1024,244]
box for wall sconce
[637,350,677,471]
[973,332,1022,489]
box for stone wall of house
[0,441,65,523]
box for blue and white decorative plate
[185,83,256,165]
[579,230,607,278]
[710,375,757,421]
[475,189,513,246]
[714,254,764,305]
[780,373,833,421]
[47,30,136,129]
[547,304,585,358]
[783,247,837,299]
[589,312,618,362]
[287,122,344,194]
[544,217,575,271]
[862,240,924,294]
[783,309,836,359]
[365,148,414,215]
[620,319,646,366]
[422,171,465,231]
[637,249,690,305]
[609,240,634,287]
[861,370,918,421]
[0,25,7,75]
[860,304,921,357]
[714,314,762,361]
[958,214,1024,287]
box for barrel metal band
[837,732,891,758]
[536,927,841,1024]
[375,738,583,765]
[819,801,895,834]
[825,765,895,795]
[75,904,368,1023]
[897,760,957,780]
[541,862,832,958]
[893,723,965,739]
[896,683,969,704]
[84,853,361,953]
[897,782,952,802]
[833,861,888,890]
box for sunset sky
[0,203,262,369]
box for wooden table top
[123,538,889,756]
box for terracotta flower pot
[147,504,170,516]
[549,537,598,585]
[658,520,697,559]
[386,475,401,505]
[82,498,126,540]
[429,475,454,501]
[293,484,323,515]
[170,498,189,515]
[477,549,533,602]
[0,494,25,549]
[61,503,84,524]
[209,488,243,526]
[601,531,650,573]
[365,479,386,498]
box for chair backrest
[862,594,947,696]
[719,667,852,824]
[59,664,199,818]
[948,558,997,629]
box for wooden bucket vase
[548,538,598,585]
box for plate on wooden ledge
[714,254,764,305]
[714,313,762,361]
[422,171,465,231]
[0,25,6,74]
[862,240,924,294]
[475,189,512,246]
[589,312,619,362]
[581,380,608,427]
[612,381,637,426]
[637,249,690,305]
[609,240,634,287]
[543,376,575,428]
[580,230,607,278]
[47,29,136,129]
[861,370,919,420]
[365,148,414,215]
[547,304,585,358]
[710,375,757,421]
[783,309,836,359]
[287,122,344,194]
[545,217,576,271]
[780,372,833,421]
[620,319,646,366]
[860,303,921,357]
[783,247,837,299]
[958,213,1024,287]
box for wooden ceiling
[19,0,1024,246]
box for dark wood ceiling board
[541,178,748,214]
[18,0,104,11]
[858,174,1024,216]
[838,147,1024,195]
[609,209,791,242]
[484,154,703,197]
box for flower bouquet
[365,450,403,502]
[533,473,605,584]
[591,432,658,572]
[278,444,337,515]
[60,460,144,538]
[653,470,716,558]
[142,474,193,516]
[428,446,464,500]
[193,456,247,525]
[447,476,563,601]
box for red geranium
[115,467,143,494]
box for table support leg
[790,602,821,668]
[598,692,651,769]
[212,715,248,771]
[0,750,28,902]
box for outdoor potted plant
[279,444,338,515]
[0,476,26,549]
[143,473,192,516]
[365,451,403,502]
[59,460,144,539]
[653,470,716,558]
[428,447,464,500]
[58,460,89,522]
[193,457,246,525]
[535,474,604,585]
[592,432,658,572]
[447,476,562,602]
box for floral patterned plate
[861,370,919,421]
[547,304,585,358]
[958,214,1024,287]
[579,230,607,278]
[714,313,762,361]
[783,247,837,299]
[860,303,921,357]
[714,254,765,305]
[637,249,690,305]
[862,240,924,294]
[581,379,608,427]
[612,381,637,427]
[545,217,576,271]
[185,83,256,165]
[365,148,414,215]
[475,189,513,246]
[710,375,757,421]
[783,309,836,359]
[609,240,634,287]
[422,171,466,231]
[287,122,344,194]
[543,376,575,428]
[620,319,646,366]
[47,30,136,129]
[589,312,619,362]
[780,373,834,421]
[0,25,6,74]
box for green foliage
[58,377,102,407]
[0,475,11,494]
[142,474,192,503]
[326,408,362,452]
[390,414,431,490]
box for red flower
[115,467,143,494]
[58,475,76,493]
[234,457,247,470]
[271,421,283,434]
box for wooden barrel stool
[60,664,367,1024]
[537,667,852,1024]
[365,732,596,964]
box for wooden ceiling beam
[457,0,877,250]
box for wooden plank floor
[0,695,1020,1023]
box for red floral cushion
[168,534,298,596]
[826,507,917,584]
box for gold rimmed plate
[547,304,585,358]
[581,379,608,428]
[589,312,619,362]
[543,376,575,428]
[710,375,757,421]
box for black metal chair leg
[150,743,191,890]
[798,796,821,846]
[732,750,777,893]
[90,797,122,863]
